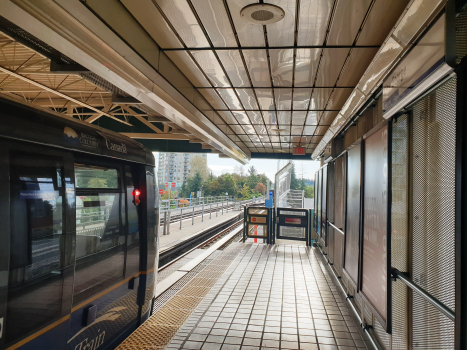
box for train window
[6,154,65,344]
[73,164,125,304]
[125,165,140,277]
[75,164,119,189]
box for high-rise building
[157,153,206,186]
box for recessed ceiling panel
[337,48,379,87]
[303,125,317,135]
[295,49,321,87]
[166,51,211,87]
[242,124,256,134]
[315,48,349,87]
[217,88,242,109]
[269,49,294,86]
[309,88,333,110]
[217,110,238,124]
[262,111,276,124]
[243,49,271,87]
[357,0,409,45]
[237,88,259,109]
[154,0,210,47]
[198,88,227,110]
[191,0,237,47]
[315,125,328,136]
[292,111,307,125]
[232,111,250,124]
[306,111,318,125]
[275,88,292,110]
[246,110,264,124]
[254,124,268,134]
[293,88,312,110]
[291,126,303,135]
[226,0,266,47]
[320,111,339,125]
[277,111,291,125]
[191,50,229,87]
[255,88,275,110]
[327,0,372,45]
[267,0,296,46]
[216,50,251,87]
[297,0,333,46]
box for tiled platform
[166,244,370,350]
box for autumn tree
[254,183,266,195]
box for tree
[248,166,257,176]
[305,185,314,198]
[179,181,189,198]
[290,163,300,190]
[190,155,209,181]
[233,165,245,177]
[254,182,266,195]
[246,166,259,189]
[219,174,237,196]
[240,184,251,198]
[206,179,222,196]
[186,172,203,196]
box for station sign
[171,183,176,188]
[293,147,305,155]
[251,216,267,224]
[165,182,168,187]
[158,189,164,195]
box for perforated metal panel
[334,155,346,277]
[456,10,467,64]
[327,162,335,262]
[411,78,456,349]
[391,114,409,349]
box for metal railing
[391,268,455,321]
[160,196,265,235]
[159,195,234,212]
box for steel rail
[391,268,455,321]
[327,221,345,235]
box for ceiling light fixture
[240,3,285,25]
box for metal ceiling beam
[0,65,132,126]
[0,0,249,164]
[161,45,380,51]
[121,105,164,133]
[119,133,190,140]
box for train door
[0,141,74,349]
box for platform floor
[159,210,242,251]
[119,242,370,350]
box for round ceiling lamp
[240,3,285,25]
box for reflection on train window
[75,164,119,189]
[74,165,124,304]
[7,154,65,345]
[125,165,140,277]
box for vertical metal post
[179,208,183,229]
[163,211,167,235]
[227,200,229,213]
[210,203,212,219]
[222,201,224,215]
[202,203,204,222]
[192,206,194,225]
[167,210,171,235]
[216,203,218,217]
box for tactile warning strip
[116,243,247,350]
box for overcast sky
[154,152,320,182]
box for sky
[154,152,320,183]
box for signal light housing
[132,189,141,205]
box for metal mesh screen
[333,155,345,277]
[327,162,335,262]
[391,114,409,349]
[411,77,456,349]
[456,9,467,64]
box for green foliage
[186,172,203,197]
[290,163,300,190]
[218,173,237,196]
[254,182,266,195]
[240,184,251,198]
[179,181,189,198]
[304,185,314,198]
[205,179,222,196]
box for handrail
[391,268,455,321]
[327,221,345,235]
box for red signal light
[132,189,141,206]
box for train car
[0,96,159,350]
